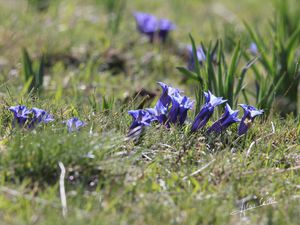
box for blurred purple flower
[133,12,158,42]
[9,105,31,127]
[133,12,175,42]
[207,104,240,134]
[187,45,206,71]
[249,42,258,55]
[191,91,226,132]
[158,18,176,42]
[238,104,264,135]
[31,107,54,124]
[9,105,54,128]
[64,117,86,132]
[128,109,157,129]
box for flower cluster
[133,12,175,43]
[8,105,86,132]
[128,82,194,130]
[9,105,54,129]
[127,83,264,137]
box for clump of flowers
[63,117,86,132]
[128,82,194,129]
[9,105,54,129]
[127,83,264,139]
[133,12,175,43]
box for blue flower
[155,82,193,126]
[146,103,168,124]
[9,105,31,127]
[238,104,264,135]
[128,109,157,130]
[207,104,240,134]
[168,94,194,125]
[9,105,54,128]
[64,117,86,132]
[187,45,206,71]
[158,18,176,42]
[133,12,158,42]
[31,107,54,124]
[191,91,226,132]
[133,12,175,43]
[249,42,258,55]
[157,82,181,108]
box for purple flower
[128,109,157,129]
[155,82,193,126]
[191,91,226,132]
[157,82,181,108]
[9,105,31,127]
[249,42,258,55]
[187,45,206,71]
[9,105,54,128]
[168,94,194,125]
[31,107,54,124]
[158,18,176,42]
[147,103,168,124]
[64,117,86,132]
[207,104,240,134]
[238,104,264,135]
[133,12,158,42]
[133,12,175,42]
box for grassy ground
[0,0,300,224]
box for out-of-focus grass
[0,0,300,224]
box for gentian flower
[146,102,168,124]
[167,94,194,125]
[133,12,175,43]
[238,104,264,135]
[9,105,31,127]
[249,42,258,55]
[128,109,157,130]
[207,104,240,134]
[133,12,158,42]
[158,18,176,42]
[31,107,54,124]
[64,117,86,132]
[191,91,226,132]
[155,82,193,126]
[156,81,181,108]
[9,105,54,128]
[187,45,206,71]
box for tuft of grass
[244,0,300,115]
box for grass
[0,0,300,224]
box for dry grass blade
[182,159,216,181]
[58,161,68,217]
[246,122,276,157]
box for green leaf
[176,67,200,82]
[235,56,258,105]
[22,48,33,82]
[225,41,240,106]
[189,34,203,88]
